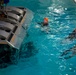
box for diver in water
[37,17,51,33]
[66,28,76,40]
[60,45,76,59]
[37,17,49,27]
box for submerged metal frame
[0,6,33,49]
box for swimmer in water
[66,28,76,40]
[37,17,50,33]
[60,45,76,59]
[37,17,49,27]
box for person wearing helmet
[37,17,50,33]
[37,17,49,27]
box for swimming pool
[0,0,76,75]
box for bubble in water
[59,65,66,71]
[65,74,68,75]
[50,54,54,56]
[64,8,67,10]
[35,25,40,28]
[69,68,72,70]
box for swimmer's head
[44,17,48,23]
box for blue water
[0,0,76,75]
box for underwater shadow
[0,45,19,69]
[0,41,39,69]
[20,41,39,58]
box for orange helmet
[44,17,48,22]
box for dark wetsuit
[37,22,51,33]
[60,45,76,59]
[37,22,48,27]
[67,29,76,40]
[72,29,76,35]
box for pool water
[0,0,76,75]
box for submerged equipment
[0,0,33,49]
